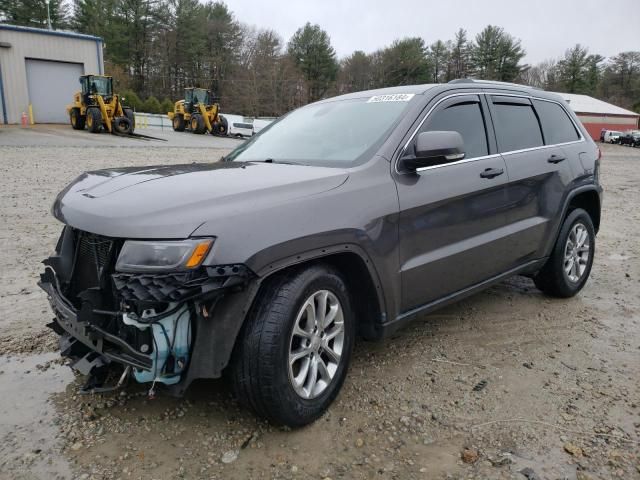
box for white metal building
[0,24,104,124]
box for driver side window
[413,99,489,163]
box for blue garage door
[26,59,84,123]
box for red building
[556,93,640,140]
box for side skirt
[379,258,547,338]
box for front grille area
[66,230,119,307]
[77,232,113,272]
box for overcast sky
[227,0,640,64]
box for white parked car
[253,118,275,134]
[603,130,622,143]
[228,121,254,138]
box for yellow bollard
[28,104,34,125]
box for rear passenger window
[533,100,580,144]
[491,99,543,152]
[421,101,488,160]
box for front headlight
[115,238,214,273]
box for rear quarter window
[533,99,580,144]
[491,99,543,152]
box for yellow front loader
[66,75,135,134]
[168,88,228,135]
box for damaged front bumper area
[38,227,257,396]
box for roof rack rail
[447,78,539,89]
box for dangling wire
[148,379,157,400]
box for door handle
[480,167,504,179]
[547,154,566,164]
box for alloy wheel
[564,222,590,282]
[288,290,345,399]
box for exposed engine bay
[39,227,253,395]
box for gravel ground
[0,124,242,148]
[0,139,638,480]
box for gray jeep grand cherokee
[40,79,602,426]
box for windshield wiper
[251,159,301,165]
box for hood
[53,161,349,238]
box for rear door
[487,94,578,268]
[395,93,512,312]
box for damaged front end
[39,227,255,395]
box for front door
[395,94,511,312]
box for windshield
[224,96,415,167]
[193,89,209,105]
[89,77,112,96]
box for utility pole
[45,0,52,30]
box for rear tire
[172,115,185,132]
[86,108,102,133]
[190,114,206,134]
[534,208,595,298]
[230,265,355,427]
[70,108,85,130]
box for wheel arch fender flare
[545,185,602,258]
[251,243,389,335]
[181,243,388,387]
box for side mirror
[400,131,465,172]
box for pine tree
[202,1,243,99]
[375,37,431,87]
[449,28,471,80]
[429,40,449,83]
[555,44,604,95]
[471,25,526,81]
[1,0,70,29]
[339,51,373,93]
[287,22,339,101]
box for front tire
[231,265,355,427]
[190,114,206,134]
[86,107,102,133]
[534,208,595,298]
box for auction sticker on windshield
[367,93,415,103]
